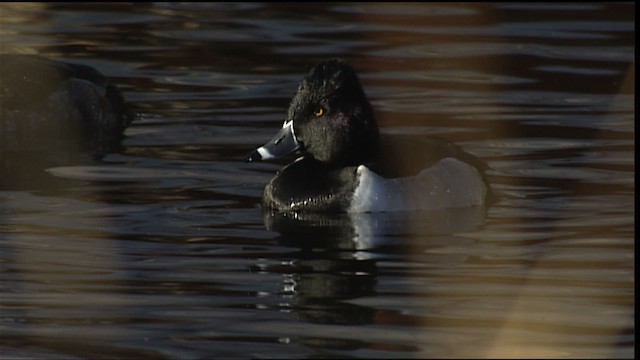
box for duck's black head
[247,59,380,167]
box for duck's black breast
[263,157,359,212]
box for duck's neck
[336,118,381,168]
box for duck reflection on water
[264,205,487,252]
[259,205,487,331]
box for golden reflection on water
[1,192,132,355]
[481,61,634,359]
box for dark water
[0,3,634,359]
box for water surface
[0,3,634,358]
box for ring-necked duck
[0,54,133,155]
[247,59,488,212]
[0,54,133,188]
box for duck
[0,54,133,155]
[0,54,133,189]
[246,59,489,213]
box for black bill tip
[245,149,262,162]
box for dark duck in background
[0,54,133,189]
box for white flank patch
[349,158,487,213]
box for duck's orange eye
[314,106,325,117]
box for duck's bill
[246,120,300,162]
